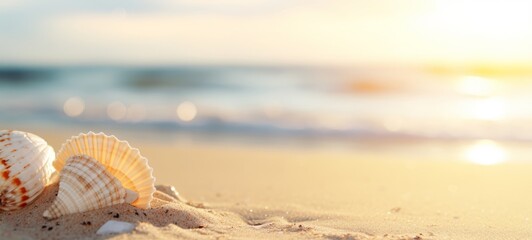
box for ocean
[1,65,532,162]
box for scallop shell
[0,130,55,211]
[43,155,138,219]
[54,132,155,208]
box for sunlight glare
[463,97,506,121]
[464,140,506,165]
[456,76,495,97]
[427,0,532,58]
[430,1,530,34]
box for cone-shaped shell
[43,155,138,219]
[0,130,55,210]
[54,132,155,208]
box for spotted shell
[43,155,138,219]
[0,130,55,210]
[54,132,155,208]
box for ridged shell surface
[54,132,155,208]
[43,155,132,219]
[0,130,55,210]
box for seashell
[54,132,155,208]
[156,184,187,203]
[43,155,138,219]
[0,130,55,211]
[96,220,135,235]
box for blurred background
[2,0,532,165]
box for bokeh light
[464,140,507,165]
[463,97,506,121]
[176,101,197,122]
[126,104,146,122]
[456,76,496,97]
[107,101,127,121]
[63,97,85,117]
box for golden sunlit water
[464,97,506,121]
[456,76,496,97]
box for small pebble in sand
[389,207,401,213]
[113,213,120,218]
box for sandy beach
[1,129,531,239]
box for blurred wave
[2,65,532,142]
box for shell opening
[125,188,138,204]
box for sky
[1,0,532,66]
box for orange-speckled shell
[0,130,55,210]
[54,132,155,209]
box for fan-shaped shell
[0,130,55,211]
[54,132,155,208]
[43,155,138,219]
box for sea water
[1,65,532,162]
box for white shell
[96,220,135,235]
[0,130,55,210]
[156,185,187,202]
[43,155,138,219]
[54,132,155,208]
